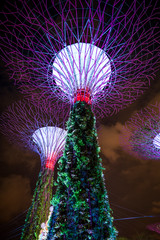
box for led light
[53,42,111,96]
[32,127,67,161]
[153,133,160,149]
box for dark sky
[0,1,160,239]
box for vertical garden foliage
[21,168,54,240]
[49,101,117,239]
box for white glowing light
[38,205,54,240]
[153,133,160,149]
[53,42,111,96]
[32,127,67,159]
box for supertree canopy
[0,100,68,240]
[1,0,159,116]
[122,103,160,160]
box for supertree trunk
[21,167,54,240]
[48,101,117,239]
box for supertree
[0,100,68,240]
[0,0,159,239]
[122,103,160,160]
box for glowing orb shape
[153,133,160,149]
[53,42,111,96]
[32,126,67,163]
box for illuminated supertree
[0,100,68,240]
[1,0,159,117]
[0,0,159,239]
[122,103,160,160]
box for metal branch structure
[0,100,69,240]
[1,0,159,117]
[122,103,160,160]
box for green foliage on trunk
[21,167,54,240]
[49,101,117,239]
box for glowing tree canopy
[0,100,68,167]
[0,100,69,240]
[122,103,160,160]
[53,42,111,99]
[32,126,67,170]
[1,0,159,116]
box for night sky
[0,1,160,240]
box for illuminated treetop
[0,100,69,240]
[0,100,69,168]
[1,0,159,117]
[122,103,160,160]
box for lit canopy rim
[52,42,112,98]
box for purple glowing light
[0,100,69,166]
[52,42,111,97]
[1,0,159,117]
[147,222,160,234]
[122,103,160,160]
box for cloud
[98,122,124,162]
[0,174,32,223]
[152,201,160,214]
[118,160,160,213]
[1,137,39,170]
